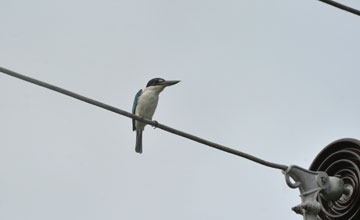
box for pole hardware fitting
[283,165,345,220]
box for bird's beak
[161,80,180,86]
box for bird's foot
[152,120,159,129]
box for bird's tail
[135,129,143,154]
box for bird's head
[146,78,180,93]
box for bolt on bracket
[283,165,345,220]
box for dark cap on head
[146,78,165,87]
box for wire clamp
[283,165,345,220]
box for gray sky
[1,0,360,219]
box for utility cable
[0,66,288,171]
[319,0,360,16]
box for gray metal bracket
[283,165,345,220]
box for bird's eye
[158,79,164,83]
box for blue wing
[132,89,142,131]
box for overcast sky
[1,0,360,219]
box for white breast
[135,88,160,129]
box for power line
[0,66,287,171]
[319,0,360,16]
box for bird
[132,78,180,153]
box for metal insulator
[310,138,360,220]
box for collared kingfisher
[132,78,180,153]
